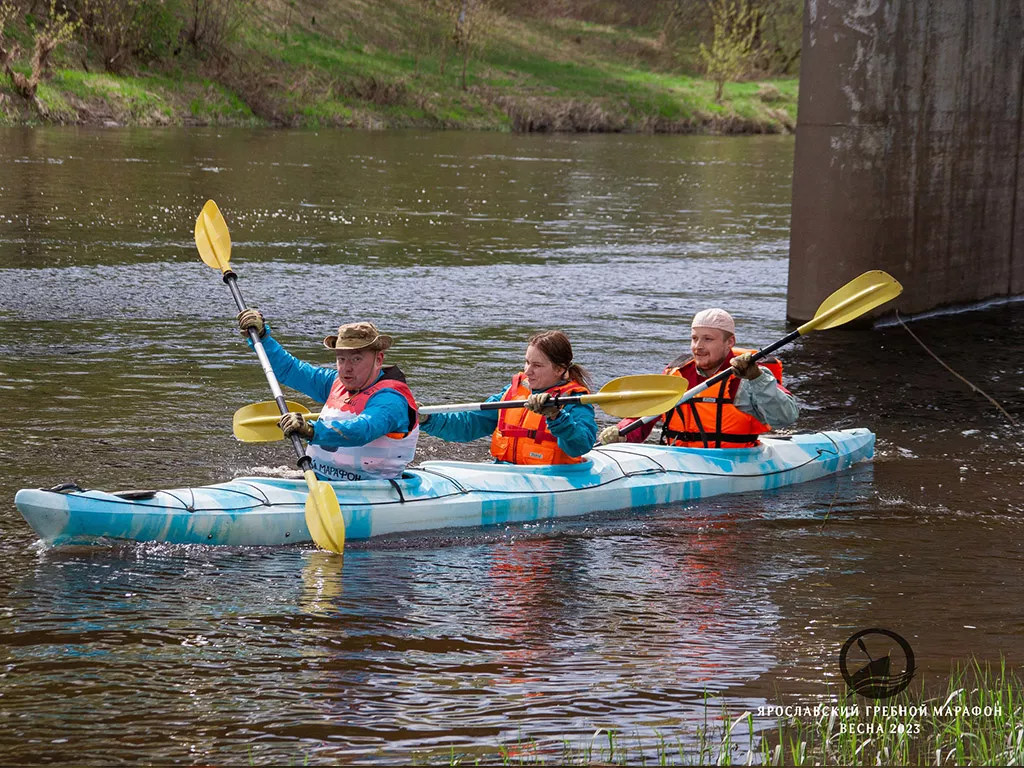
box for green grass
[38,69,257,125]
[34,82,77,122]
[0,0,800,131]
[54,70,165,118]
[761,659,1024,766]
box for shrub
[699,0,761,102]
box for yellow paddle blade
[232,400,313,443]
[800,270,903,333]
[584,374,689,418]
[302,470,345,554]
[194,199,232,272]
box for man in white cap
[237,310,419,481]
[598,308,797,447]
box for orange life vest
[660,348,784,449]
[489,373,590,465]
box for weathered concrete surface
[788,0,1024,321]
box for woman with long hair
[419,330,597,465]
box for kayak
[14,429,874,547]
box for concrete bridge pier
[787,0,1024,322]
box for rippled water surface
[0,128,1022,764]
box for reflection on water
[300,551,345,616]
[0,128,1022,763]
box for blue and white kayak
[14,429,874,547]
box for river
[0,127,1021,764]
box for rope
[896,310,1018,426]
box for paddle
[232,374,690,444]
[233,400,316,444]
[617,270,904,437]
[421,374,687,416]
[194,199,345,554]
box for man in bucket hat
[237,310,418,481]
[598,308,797,448]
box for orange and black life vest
[660,348,784,449]
[490,373,590,465]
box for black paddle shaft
[222,270,315,473]
[476,393,587,411]
[618,329,801,437]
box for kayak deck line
[27,441,840,511]
[415,446,839,494]
[33,480,288,513]
[595,442,839,479]
[14,429,876,546]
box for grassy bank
[0,0,798,132]
[411,660,1023,765]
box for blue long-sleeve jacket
[253,329,410,449]
[421,382,598,458]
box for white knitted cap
[691,308,736,335]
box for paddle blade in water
[588,374,689,417]
[194,200,232,272]
[802,270,903,332]
[303,471,345,554]
[233,400,313,443]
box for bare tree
[184,0,253,59]
[0,0,79,109]
[453,0,490,90]
[76,0,148,73]
[417,0,458,76]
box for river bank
[0,0,798,132]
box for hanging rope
[895,310,1018,426]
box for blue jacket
[421,381,597,458]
